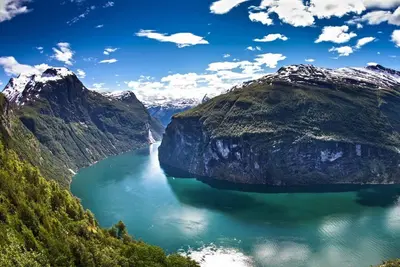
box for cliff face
[2,68,163,185]
[159,65,400,186]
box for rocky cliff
[159,64,400,186]
[2,68,163,186]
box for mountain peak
[2,67,78,105]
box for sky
[0,0,399,104]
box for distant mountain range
[160,64,400,186]
[104,91,211,127]
[2,67,164,186]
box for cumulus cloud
[0,57,50,76]
[329,46,354,57]
[52,42,74,65]
[246,0,380,27]
[348,8,400,26]
[122,52,286,106]
[254,33,288,42]
[0,0,31,23]
[99,59,117,64]
[249,11,273,25]
[315,25,357,44]
[210,0,249,14]
[362,0,400,9]
[223,54,231,58]
[136,29,209,48]
[259,0,315,27]
[355,37,375,49]
[305,58,315,62]
[254,53,286,68]
[392,30,400,47]
[76,69,86,78]
[309,0,365,19]
[103,47,118,55]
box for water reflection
[72,143,400,267]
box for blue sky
[0,0,399,104]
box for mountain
[143,94,211,127]
[2,68,163,186]
[146,99,199,127]
[0,77,197,267]
[159,64,400,186]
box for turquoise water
[71,143,400,267]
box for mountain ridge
[159,64,400,186]
[1,67,164,186]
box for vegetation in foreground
[374,260,400,267]
[0,142,198,266]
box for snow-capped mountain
[0,67,164,184]
[233,64,400,91]
[103,90,210,126]
[2,67,76,105]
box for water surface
[71,143,400,267]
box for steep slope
[0,114,197,266]
[159,64,400,186]
[2,68,163,186]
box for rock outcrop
[159,64,400,186]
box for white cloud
[36,46,44,53]
[103,47,118,55]
[305,58,315,62]
[246,46,262,51]
[52,42,74,65]
[315,25,357,44]
[0,57,50,76]
[249,11,273,25]
[122,52,286,106]
[329,46,354,57]
[99,58,118,64]
[95,24,104,28]
[103,1,114,8]
[210,0,249,14]
[67,5,95,25]
[392,30,400,47]
[261,0,315,27]
[0,0,31,23]
[309,0,365,19]
[254,53,286,68]
[136,29,209,48]
[355,37,375,49]
[92,83,106,90]
[348,8,400,26]
[76,69,86,78]
[223,54,231,58]
[254,33,288,42]
[362,0,400,8]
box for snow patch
[2,67,75,105]
[321,150,343,162]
